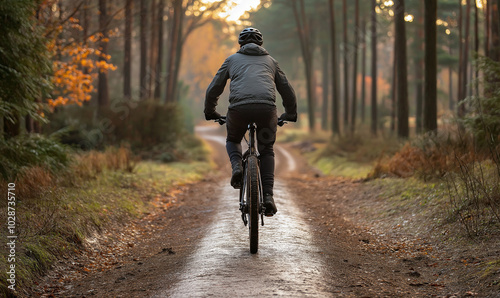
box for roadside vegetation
[280,57,499,292]
[0,134,211,296]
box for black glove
[205,111,221,121]
[279,112,297,122]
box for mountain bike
[216,116,286,254]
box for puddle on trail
[153,182,330,297]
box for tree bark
[424,0,438,133]
[490,1,500,62]
[390,41,397,133]
[415,1,424,134]
[474,0,479,97]
[3,115,20,139]
[140,0,148,100]
[370,0,377,136]
[484,0,489,58]
[154,0,164,100]
[172,9,185,102]
[329,0,340,135]
[395,0,409,138]
[82,0,89,44]
[360,19,366,124]
[342,0,349,131]
[149,0,158,98]
[449,46,454,111]
[124,0,132,101]
[458,0,470,117]
[457,0,464,115]
[321,42,329,131]
[98,0,109,107]
[350,0,359,135]
[165,0,182,103]
[291,0,316,131]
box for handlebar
[214,116,287,127]
[215,116,227,125]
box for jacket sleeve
[204,58,230,116]
[274,61,297,116]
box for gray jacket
[204,43,297,117]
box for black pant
[226,104,277,195]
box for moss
[313,156,373,179]
[481,259,500,283]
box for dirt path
[32,125,473,297]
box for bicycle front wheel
[247,155,260,254]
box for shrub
[318,130,401,165]
[47,100,182,151]
[462,56,500,150]
[46,100,209,163]
[0,134,69,180]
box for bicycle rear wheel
[247,155,260,254]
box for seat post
[248,123,257,155]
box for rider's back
[205,43,296,115]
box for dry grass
[72,146,138,181]
[16,167,56,202]
[0,144,210,296]
[371,133,485,180]
[369,130,500,237]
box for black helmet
[238,27,263,46]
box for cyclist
[204,27,297,216]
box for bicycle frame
[214,116,286,253]
[239,123,265,227]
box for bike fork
[240,165,248,226]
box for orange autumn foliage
[43,13,117,108]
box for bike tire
[247,155,259,254]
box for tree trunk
[149,0,158,98]
[98,0,109,107]
[291,0,316,132]
[172,9,185,102]
[82,0,90,107]
[490,1,500,62]
[3,115,20,139]
[329,0,340,135]
[449,45,455,110]
[25,114,34,133]
[391,41,397,133]
[321,42,329,131]
[360,19,366,124]
[424,0,438,133]
[350,0,359,135]
[165,0,182,103]
[474,0,479,97]
[395,0,409,138]
[154,0,164,100]
[82,0,89,44]
[124,0,132,101]
[457,0,464,115]
[140,0,148,100]
[458,0,471,117]
[485,0,490,58]
[370,0,377,136]
[415,1,424,134]
[342,0,349,131]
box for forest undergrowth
[283,119,499,291]
[287,124,499,238]
[0,139,211,297]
